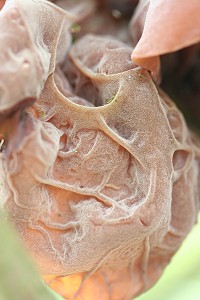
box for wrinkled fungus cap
[0,1,200,300]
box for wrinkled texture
[0,0,72,115]
[0,1,200,300]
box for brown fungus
[0,1,200,300]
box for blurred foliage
[0,211,63,300]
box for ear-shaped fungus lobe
[130,0,200,76]
[0,1,200,300]
[0,0,72,113]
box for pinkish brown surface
[0,1,200,300]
